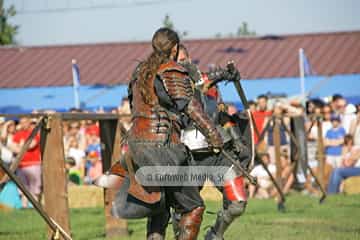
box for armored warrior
[172,45,254,240]
[116,28,224,240]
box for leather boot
[177,206,205,240]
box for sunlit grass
[1,194,359,240]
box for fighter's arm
[205,63,241,89]
[157,64,223,149]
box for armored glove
[225,61,241,82]
[207,62,241,85]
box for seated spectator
[86,127,101,154]
[66,137,85,178]
[85,120,100,138]
[341,135,360,168]
[303,160,333,196]
[307,106,323,163]
[325,114,346,168]
[84,151,102,184]
[65,157,81,185]
[64,121,86,152]
[249,153,276,199]
[349,104,360,146]
[250,150,295,199]
[327,136,360,194]
[279,150,295,195]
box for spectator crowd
[249,93,360,198]
[1,93,360,208]
[0,98,131,208]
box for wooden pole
[104,119,128,238]
[316,117,325,189]
[42,115,71,239]
[0,161,72,240]
[273,116,286,210]
[273,117,283,190]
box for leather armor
[130,60,222,148]
[129,61,185,144]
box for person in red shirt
[252,94,272,146]
[12,117,41,207]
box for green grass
[1,194,360,240]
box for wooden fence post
[316,118,325,189]
[42,115,71,239]
[103,119,128,238]
[273,117,283,190]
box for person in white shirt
[249,153,276,199]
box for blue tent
[0,74,359,113]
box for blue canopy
[0,74,359,113]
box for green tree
[0,0,18,45]
[162,14,188,38]
[214,32,222,38]
[162,14,174,30]
[236,21,256,37]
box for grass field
[1,194,360,240]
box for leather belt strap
[124,152,161,204]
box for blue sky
[5,0,360,46]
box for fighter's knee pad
[206,201,246,240]
[225,200,247,220]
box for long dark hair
[138,28,179,104]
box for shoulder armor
[157,60,193,100]
[158,60,188,75]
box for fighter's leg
[205,200,247,240]
[205,167,247,240]
[178,205,205,240]
[147,209,170,240]
[172,209,182,239]
[169,185,205,240]
[171,151,213,239]
[171,191,205,240]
